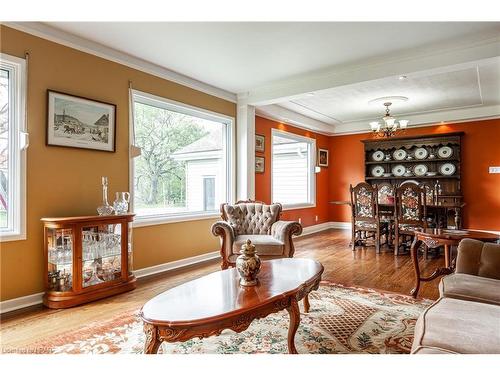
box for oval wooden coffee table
[140,258,324,354]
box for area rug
[32,282,431,354]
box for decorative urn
[236,239,261,286]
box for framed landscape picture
[318,148,329,167]
[255,134,265,153]
[255,156,265,173]
[47,90,116,152]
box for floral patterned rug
[32,283,431,354]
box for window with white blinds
[271,129,316,209]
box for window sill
[132,212,221,228]
[0,232,27,242]
[282,203,316,211]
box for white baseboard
[300,222,333,236]
[0,292,45,314]
[133,250,220,279]
[330,221,352,230]
[300,221,351,236]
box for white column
[236,103,255,201]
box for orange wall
[255,116,330,227]
[328,119,500,231]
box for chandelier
[369,102,409,138]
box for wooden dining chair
[377,182,395,245]
[394,182,427,255]
[350,182,387,253]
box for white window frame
[271,128,316,211]
[129,89,235,227]
[0,53,27,242]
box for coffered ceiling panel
[277,62,500,126]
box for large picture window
[0,53,26,241]
[271,129,316,209]
[131,91,233,223]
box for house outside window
[131,91,233,224]
[0,53,26,242]
[271,129,316,209]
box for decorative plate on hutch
[392,164,406,177]
[371,150,385,162]
[440,163,456,176]
[414,164,428,176]
[371,165,385,177]
[393,149,407,161]
[414,147,428,160]
[438,146,453,158]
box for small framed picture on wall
[255,156,265,173]
[318,148,329,167]
[255,134,265,153]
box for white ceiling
[7,21,499,135]
[276,62,500,125]
[45,22,500,94]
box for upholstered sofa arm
[271,220,302,257]
[455,238,500,280]
[211,221,235,268]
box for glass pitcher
[113,192,130,215]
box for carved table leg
[303,294,310,313]
[286,298,300,354]
[143,323,161,354]
[444,244,450,268]
[410,238,422,298]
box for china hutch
[362,132,464,228]
[42,214,136,309]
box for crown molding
[240,32,500,106]
[256,103,500,137]
[2,22,237,103]
[331,104,500,136]
[256,104,335,135]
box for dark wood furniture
[410,229,499,297]
[362,132,464,229]
[394,182,427,255]
[140,258,324,354]
[349,182,387,253]
[41,214,136,309]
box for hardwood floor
[0,229,443,351]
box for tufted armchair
[211,200,303,270]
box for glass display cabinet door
[47,228,74,292]
[81,223,122,288]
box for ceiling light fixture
[369,102,409,138]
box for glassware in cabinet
[81,223,122,288]
[46,227,73,292]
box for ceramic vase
[236,239,261,286]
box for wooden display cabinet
[362,132,464,228]
[42,214,136,309]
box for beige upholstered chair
[211,200,303,269]
[411,239,500,354]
